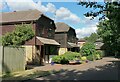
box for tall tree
[78,1,120,56]
[84,33,99,43]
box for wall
[67,28,76,43]
[36,15,56,39]
[78,42,86,49]
[1,25,15,35]
[55,33,67,48]
[23,45,36,65]
[58,48,68,55]
[2,47,25,73]
[23,46,33,64]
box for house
[78,39,86,49]
[54,22,79,55]
[94,39,105,56]
[0,9,60,65]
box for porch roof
[36,37,60,46]
[67,42,79,48]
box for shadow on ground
[32,59,120,81]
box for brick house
[54,22,79,55]
[0,9,60,65]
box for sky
[0,0,105,39]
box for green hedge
[52,51,81,64]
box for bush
[95,51,104,58]
[86,55,94,61]
[80,42,96,56]
[52,55,69,64]
[81,56,87,61]
[60,57,69,64]
[63,51,81,61]
[52,51,81,64]
[52,56,62,64]
[94,54,101,60]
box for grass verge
[1,69,66,81]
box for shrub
[81,56,87,61]
[80,42,96,56]
[86,55,94,61]
[94,54,101,60]
[63,51,81,61]
[95,50,104,59]
[52,51,81,64]
[2,24,34,46]
[60,56,69,64]
[52,56,62,64]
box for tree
[84,33,99,43]
[80,42,96,56]
[78,1,120,56]
[2,23,35,47]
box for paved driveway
[27,57,120,80]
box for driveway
[26,57,120,80]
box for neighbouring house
[54,22,79,55]
[94,39,105,56]
[0,9,60,65]
[78,39,86,49]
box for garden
[52,42,104,65]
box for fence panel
[2,47,25,73]
[0,46,2,75]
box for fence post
[0,46,3,80]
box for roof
[55,22,72,32]
[0,9,43,24]
[78,39,86,42]
[95,42,104,50]
[95,38,103,42]
[37,37,60,46]
[67,42,79,48]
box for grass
[1,69,65,80]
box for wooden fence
[0,46,25,74]
[0,46,2,75]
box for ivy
[2,23,35,47]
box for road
[25,57,120,80]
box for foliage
[2,24,35,47]
[0,36,2,45]
[52,51,81,64]
[94,54,101,60]
[52,56,62,64]
[81,56,87,61]
[86,55,94,61]
[63,51,81,60]
[78,1,120,56]
[52,55,69,64]
[84,33,99,43]
[60,57,69,64]
[96,50,104,57]
[80,42,96,56]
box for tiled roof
[55,22,71,32]
[0,9,43,24]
